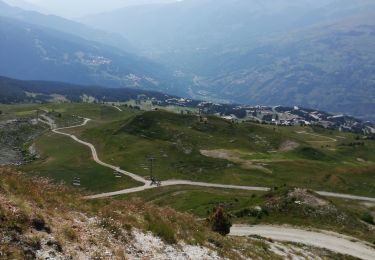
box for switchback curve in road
[39,116,375,203]
[230,225,375,260]
[52,118,148,184]
[108,105,122,112]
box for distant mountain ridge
[0,76,178,104]
[0,0,374,122]
[5,0,179,19]
[82,0,359,53]
[0,0,134,52]
[82,0,375,122]
[188,19,375,122]
[0,16,185,94]
[1,76,373,136]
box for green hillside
[1,167,290,259]
[119,185,375,245]
[1,103,142,193]
[2,102,375,248]
[4,103,373,196]
[79,109,375,196]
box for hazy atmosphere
[1,1,375,259]
[3,0,179,17]
[2,0,375,121]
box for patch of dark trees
[0,76,175,104]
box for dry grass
[0,167,357,259]
[0,167,286,259]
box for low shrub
[99,218,122,239]
[208,207,232,236]
[62,226,77,242]
[144,213,176,244]
[31,216,46,231]
[361,212,374,225]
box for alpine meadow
[1,1,375,259]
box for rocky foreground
[1,167,357,259]
[0,119,45,166]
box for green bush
[361,212,374,225]
[208,207,232,236]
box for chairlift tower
[147,155,156,180]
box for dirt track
[230,225,375,260]
[39,116,375,204]
[39,115,375,258]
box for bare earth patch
[279,140,300,152]
[287,188,329,207]
[200,149,272,173]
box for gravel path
[108,105,122,112]
[52,119,148,184]
[86,180,270,199]
[39,116,375,203]
[39,116,375,258]
[230,225,375,260]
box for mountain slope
[0,167,266,259]
[82,0,339,52]
[0,76,179,104]
[82,0,375,55]
[191,19,375,121]
[0,0,133,52]
[82,0,375,121]
[3,0,47,13]
[0,17,178,91]
[15,0,178,19]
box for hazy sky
[6,0,180,18]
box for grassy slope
[0,104,42,120]
[4,103,374,196]
[121,185,264,217]
[17,103,143,193]
[21,132,141,193]
[2,103,375,248]
[119,185,375,245]
[0,103,139,122]
[81,109,375,196]
[3,167,320,260]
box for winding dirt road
[40,116,375,203]
[52,118,148,184]
[230,225,375,260]
[109,105,123,112]
[39,116,375,259]
[86,180,270,199]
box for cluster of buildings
[152,97,195,107]
[212,104,373,134]
[132,94,374,134]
